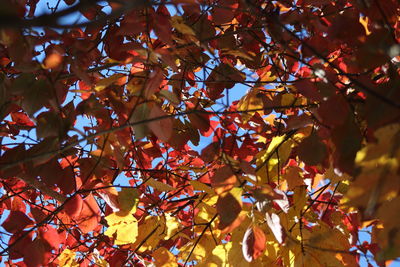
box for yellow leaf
[190,180,215,195]
[164,214,180,240]
[91,250,109,267]
[359,16,371,35]
[171,15,196,36]
[153,247,177,267]
[94,73,125,91]
[281,93,303,106]
[292,185,307,213]
[126,72,146,95]
[58,249,79,267]
[146,178,174,192]
[196,195,218,223]
[344,123,400,216]
[104,212,138,245]
[132,216,166,252]
[237,88,264,123]
[200,242,232,266]
[259,70,276,82]
[223,49,254,61]
[256,135,293,183]
[179,233,216,263]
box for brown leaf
[298,131,327,166]
[148,104,173,142]
[216,188,242,230]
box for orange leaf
[242,226,266,262]
[76,194,101,233]
[211,165,238,195]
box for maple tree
[0,0,399,266]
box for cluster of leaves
[0,0,399,266]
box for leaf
[256,135,293,183]
[129,102,151,139]
[132,216,166,252]
[153,5,173,46]
[344,123,400,217]
[201,242,232,266]
[148,104,173,142]
[331,115,362,174]
[104,212,138,245]
[210,0,238,25]
[58,248,79,267]
[216,187,242,230]
[10,111,35,127]
[126,71,146,95]
[43,48,63,69]
[153,248,177,267]
[76,194,101,234]
[242,226,266,262]
[144,67,164,99]
[237,88,264,123]
[273,189,290,213]
[94,73,125,91]
[211,165,238,195]
[298,131,327,166]
[283,166,305,189]
[265,213,285,244]
[117,187,139,214]
[146,178,174,192]
[159,89,180,106]
[39,225,61,249]
[96,185,120,212]
[164,214,181,240]
[190,180,215,195]
[2,211,33,233]
[24,238,46,267]
[171,15,195,36]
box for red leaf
[39,226,61,249]
[242,226,266,262]
[10,112,35,127]
[210,0,238,25]
[144,67,164,99]
[24,238,46,267]
[316,95,349,127]
[153,6,173,46]
[64,0,76,5]
[8,231,33,260]
[2,211,33,233]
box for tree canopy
[0,0,399,266]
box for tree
[0,0,399,266]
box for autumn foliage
[0,0,400,266]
